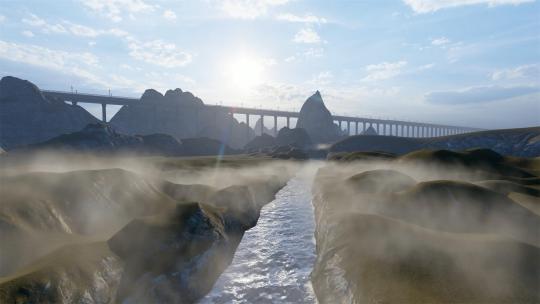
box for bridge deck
[42,90,480,131]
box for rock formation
[361,125,378,135]
[0,76,99,150]
[253,117,275,136]
[296,91,342,144]
[330,127,540,157]
[110,88,254,149]
[15,123,240,157]
[276,127,312,148]
[0,161,291,303]
[312,149,540,303]
[244,133,277,152]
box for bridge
[42,90,482,138]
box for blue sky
[0,0,539,129]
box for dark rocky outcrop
[244,133,277,152]
[361,125,378,135]
[276,127,312,148]
[253,117,275,136]
[110,88,254,149]
[180,137,240,156]
[296,91,341,144]
[12,123,242,157]
[330,127,540,157]
[0,76,99,150]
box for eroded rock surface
[311,149,540,303]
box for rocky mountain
[0,76,99,150]
[330,127,540,157]
[296,91,342,144]
[110,88,254,149]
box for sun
[224,53,266,89]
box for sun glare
[224,53,265,89]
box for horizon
[0,0,539,129]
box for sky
[0,0,539,129]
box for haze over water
[201,164,320,304]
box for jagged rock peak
[140,89,164,102]
[0,76,49,104]
[309,90,323,102]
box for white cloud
[64,21,101,37]
[216,0,290,19]
[276,13,327,24]
[0,15,5,23]
[491,64,540,81]
[362,61,408,81]
[425,85,540,104]
[309,71,334,86]
[431,37,450,46]
[403,0,535,13]
[303,47,324,58]
[163,10,177,20]
[127,39,193,67]
[417,63,435,71]
[0,40,107,86]
[80,0,156,22]
[22,30,35,38]
[22,14,67,34]
[22,14,132,39]
[293,28,322,44]
[284,56,296,62]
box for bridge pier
[286,116,290,129]
[101,103,107,122]
[274,115,278,136]
[246,114,250,140]
[260,115,264,135]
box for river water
[200,165,319,304]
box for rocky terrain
[0,76,99,150]
[9,122,241,157]
[331,126,540,157]
[0,155,294,303]
[110,88,254,149]
[296,91,342,143]
[312,148,540,303]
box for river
[200,164,319,304]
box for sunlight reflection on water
[200,165,319,304]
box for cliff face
[0,76,99,150]
[110,88,254,149]
[296,91,341,144]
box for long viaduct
[42,90,482,138]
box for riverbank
[311,150,540,303]
[0,154,299,303]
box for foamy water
[200,165,319,304]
